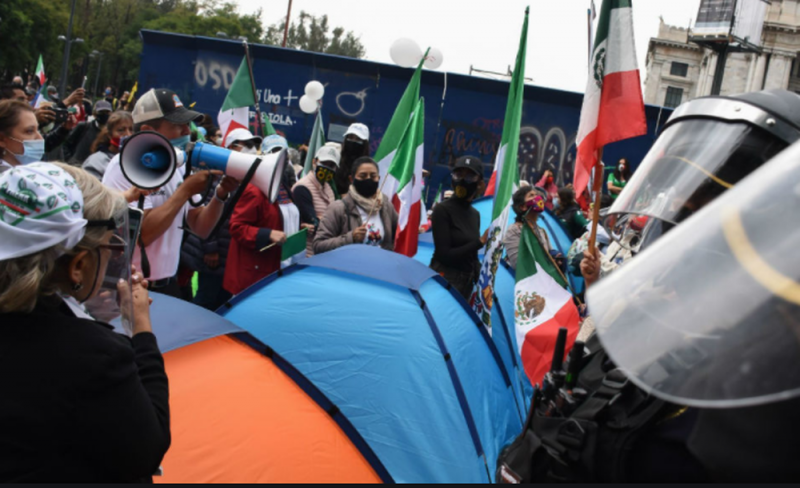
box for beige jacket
[313,194,398,254]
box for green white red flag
[35,55,46,86]
[375,52,424,183]
[573,0,646,197]
[218,57,255,147]
[384,98,425,257]
[470,7,528,333]
[514,224,580,386]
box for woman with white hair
[0,163,169,482]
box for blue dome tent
[414,197,584,410]
[221,246,523,483]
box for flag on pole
[384,97,425,257]
[573,0,647,197]
[302,109,326,176]
[218,57,256,147]
[35,55,46,86]
[433,183,443,205]
[514,224,580,386]
[470,8,529,333]
[374,52,425,182]
[128,82,138,103]
[31,84,46,108]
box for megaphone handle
[137,194,151,279]
[197,157,263,242]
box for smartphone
[52,107,69,125]
[128,207,144,248]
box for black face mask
[343,140,364,158]
[353,178,379,198]
[95,113,110,125]
[452,178,478,200]
[315,165,335,185]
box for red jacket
[223,184,283,296]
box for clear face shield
[602,118,788,253]
[82,208,136,335]
[588,138,800,408]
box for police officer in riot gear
[499,89,800,483]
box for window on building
[670,62,689,77]
[664,87,684,108]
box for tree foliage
[264,11,366,59]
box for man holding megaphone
[103,88,239,298]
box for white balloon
[305,80,325,101]
[424,47,444,70]
[299,95,318,114]
[390,38,423,68]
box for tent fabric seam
[430,275,512,387]
[409,289,487,475]
[230,332,396,484]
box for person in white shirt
[102,88,238,297]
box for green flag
[302,110,326,176]
[281,228,308,261]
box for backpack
[496,338,679,483]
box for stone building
[644,0,800,108]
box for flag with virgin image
[383,97,425,257]
[573,0,646,197]
[469,7,529,334]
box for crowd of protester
[0,72,640,481]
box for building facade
[645,0,800,108]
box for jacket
[535,174,559,210]
[181,180,233,277]
[503,220,551,270]
[313,194,398,254]
[292,171,336,256]
[0,296,170,482]
[224,183,283,295]
[64,121,102,166]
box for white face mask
[240,147,258,155]
[215,137,223,145]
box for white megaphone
[119,131,287,202]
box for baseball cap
[315,146,341,167]
[344,123,370,141]
[453,155,483,178]
[131,88,203,125]
[225,128,263,149]
[261,134,288,154]
[94,100,112,113]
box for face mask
[547,176,554,184]
[240,147,258,155]
[170,134,191,151]
[353,178,379,198]
[95,113,110,125]
[215,137,223,145]
[315,165,335,184]
[9,137,45,165]
[552,197,560,209]
[343,140,364,158]
[109,137,121,149]
[452,178,478,200]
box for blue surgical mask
[9,137,45,165]
[170,135,191,151]
[552,197,560,209]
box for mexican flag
[573,0,646,197]
[302,109,325,176]
[384,98,425,257]
[514,224,580,386]
[35,55,46,86]
[470,8,528,333]
[218,57,254,147]
[374,51,425,183]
